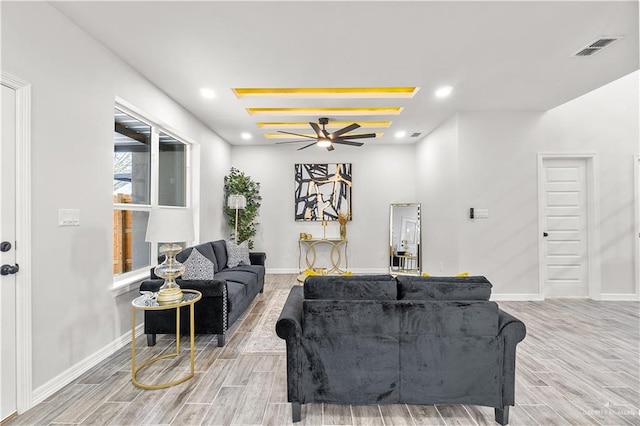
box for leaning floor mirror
[389,203,421,275]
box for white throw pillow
[182,248,215,280]
[226,240,251,268]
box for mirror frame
[389,203,421,275]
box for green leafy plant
[223,167,262,248]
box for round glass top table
[130,289,202,389]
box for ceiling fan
[275,117,376,151]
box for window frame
[113,99,195,293]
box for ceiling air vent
[573,36,621,57]
[410,132,422,138]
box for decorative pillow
[226,240,251,268]
[181,248,215,280]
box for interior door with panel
[541,158,589,298]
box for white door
[1,83,18,422]
[542,158,589,298]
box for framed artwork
[294,163,352,221]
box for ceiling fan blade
[297,142,318,151]
[277,130,317,139]
[326,144,335,151]
[309,122,323,138]
[275,139,316,144]
[338,133,376,140]
[331,123,360,138]
[333,139,364,147]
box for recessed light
[395,131,407,138]
[200,88,216,99]
[435,86,453,99]
[241,132,252,140]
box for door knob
[0,241,11,252]
[543,232,549,237]
[1,263,19,275]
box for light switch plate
[474,208,489,219]
[59,209,80,226]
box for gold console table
[298,238,348,275]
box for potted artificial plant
[223,167,262,248]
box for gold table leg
[131,304,196,390]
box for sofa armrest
[140,278,227,298]
[140,279,163,292]
[276,286,304,339]
[175,279,228,298]
[498,309,526,407]
[498,310,526,343]
[250,252,267,266]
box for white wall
[457,112,545,295]
[415,71,638,298]
[230,145,417,273]
[540,70,638,296]
[415,114,460,275]
[2,2,230,392]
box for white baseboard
[491,293,545,301]
[31,324,144,406]
[267,268,300,274]
[599,293,640,301]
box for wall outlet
[439,261,444,271]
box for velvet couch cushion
[211,239,228,271]
[214,269,259,295]
[304,275,397,300]
[396,275,492,300]
[232,264,266,286]
[226,281,246,312]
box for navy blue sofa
[140,239,266,347]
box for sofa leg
[146,334,156,347]
[217,334,226,347]
[292,402,301,422]
[495,406,509,425]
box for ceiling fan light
[317,139,332,148]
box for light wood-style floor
[6,275,640,426]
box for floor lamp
[227,194,246,244]
[145,208,195,304]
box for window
[113,106,190,286]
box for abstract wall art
[294,163,352,221]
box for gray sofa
[276,274,526,425]
[140,239,266,347]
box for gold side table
[131,289,202,389]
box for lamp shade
[227,194,246,209]
[145,208,195,243]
